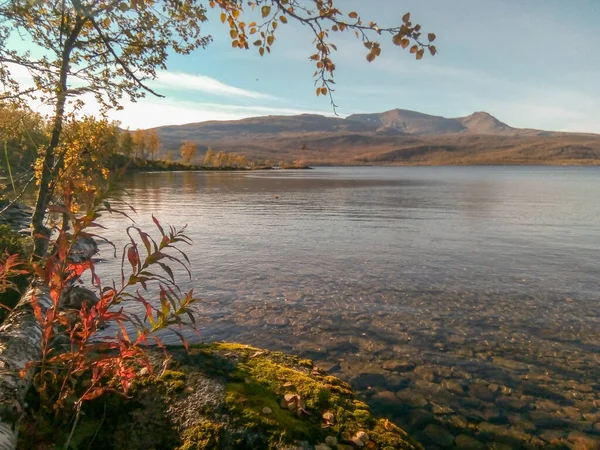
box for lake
[95,166,600,449]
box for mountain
[458,111,515,135]
[347,109,466,135]
[151,108,600,165]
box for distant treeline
[0,103,306,197]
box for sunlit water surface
[94,167,600,448]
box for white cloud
[108,98,337,129]
[151,71,274,100]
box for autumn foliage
[19,184,199,435]
[179,141,198,164]
[208,0,435,109]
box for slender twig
[64,403,82,450]
[87,403,106,450]
[0,174,35,216]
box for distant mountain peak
[346,109,465,135]
[458,111,513,134]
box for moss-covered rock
[19,342,422,449]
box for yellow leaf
[272,21,277,30]
[416,49,424,60]
[220,12,226,23]
[103,17,111,27]
[348,11,358,19]
[232,39,239,48]
[320,87,327,95]
[261,5,271,18]
[253,39,262,46]
[428,33,436,42]
[232,9,240,19]
[230,29,238,39]
[267,35,274,46]
[366,51,376,62]
[209,1,215,7]
[429,45,437,56]
[316,87,321,96]
[402,12,410,23]
[280,15,288,24]
[259,47,265,56]
[250,27,257,34]
[401,38,410,49]
[249,21,257,27]
[410,44,418,54]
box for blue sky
[10,0,600,132]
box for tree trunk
[0,282,50,450]
[30,91,67,259]
[30,17,86,260]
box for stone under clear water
[94,167,600,449]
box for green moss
[371,419,419,450]
[0,224,25,255]
[237,357,333,411]
[206,343,421,449]
[225,379,314,445]
[177,421,224,450]
[352,409,374,428]
[19,342,422,450]
[159,369,186,394]
[298,359,314,368]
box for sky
[6,0,600,132]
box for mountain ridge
[150,108,600,165]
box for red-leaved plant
[0,252,29,306]
[23,183,199,442]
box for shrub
[21,185,200,448]
[0,225,29,319]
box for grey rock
[567,431,599,449]
[414,365,437,382]
[351,372,387,390]
[396,390,428,408]
[372,390,402,408]
[469,384,495,403]
[61,286,99,309]
[442,379,465,395]
[529,411,567,429]
[423,424,455,448]
[496,396,528,411]
[562,406,583,421]
[406,409,435,427]
[324,436,337,447]
[455,434,486,450]
[449,415,470,430]
[382,359,415,372]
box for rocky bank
[19,343,422,450]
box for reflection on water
[95,167,600,449]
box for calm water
[95,167,600,448]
